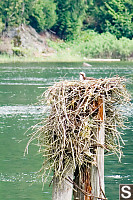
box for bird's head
[80,72,86,81]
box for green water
[0,62,133,200]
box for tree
[29,0,57,32]
[0,0,57,32]
[84,0,109,33]
[84,0,133,39]
[53,0,87,39]
[0,0,33,28]
[105,0,133,39]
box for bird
[80,72,96,81]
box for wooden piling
[52,165,73,200]
[91,96,105,199]
[73,96,105,200]
[73,165,91,200]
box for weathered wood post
[73,96,105,200]
[73,165,91,200]
[91,96,105,200]
[52,165,73,200]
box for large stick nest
[25,76,130,182]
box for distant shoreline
[0,54,133,63]
[0,26,133,63]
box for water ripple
[0,172,40,183]
[0,105,50,116]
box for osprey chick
[80,72,96,81]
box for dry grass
[25,76,130,183]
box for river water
[0,62,133,200]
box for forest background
[0,0,133,61]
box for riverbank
[0,54,85,63]
[1,54,132,64]
[0,27,133,63]
[0,54,133,63]
[46,30,133,62]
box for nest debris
[25,76,130,183]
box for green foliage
[105,0,133,39]
[84,0,109,32]
[84,0,133,39]
[53,0,87,39]
[0,0,37,28]
[75,31,133,59]
[12,47,24,56]
[0,18,4,32]
[48,30,133,60]
[29,0,57,32]
[0,0,31,27]
[0,0,57,31]
[0,0,132,59]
